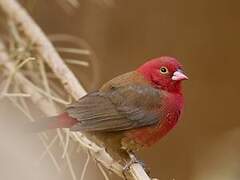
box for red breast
[125,93,184,147]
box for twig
[49,34,101,89]
[0,1,152,179]
[62,128,71,158]
[80,152,90,180]
[0,0,85,100]
[65,59,89,67]
[39,134,59,162]
[56,47,90,55]
[2,93,31,97]
[97,162,110,180]
[39,134,61,172]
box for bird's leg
[123,151,137,171]
[122,151,150,175]
[122,151,137,176]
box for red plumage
[31,56,188,151]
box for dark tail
[25,113,78,132]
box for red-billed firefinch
[29,56,188,156]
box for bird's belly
[125,112,180,147]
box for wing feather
[66,84,164,132]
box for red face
[137,56,188,93]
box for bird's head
[137,56,188,93]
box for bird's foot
[122,152,150,175]
[123,152,137,172]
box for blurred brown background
[2,0,240,179]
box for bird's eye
[160,67,169,74]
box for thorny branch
[0,0,153,179]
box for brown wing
[66,83,164,132]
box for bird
[29,56,188,166]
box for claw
[122,152,150,175]
[123,153,138,172]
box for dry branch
[0,0,84,100]
[0,0,152,179]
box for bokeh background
[1,0,240,179]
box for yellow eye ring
[160,66,169,74]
